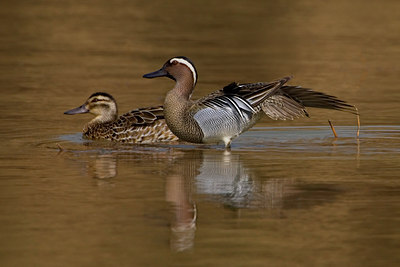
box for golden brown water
[1,0,400,266]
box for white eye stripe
[170,58,197,85]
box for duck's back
[84,106,178,143]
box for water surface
[1,0,399,266]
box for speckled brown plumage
[64,92,178,144]
[83,106,178,143]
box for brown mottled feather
[83,106,178,143]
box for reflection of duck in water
[180,150,341,211]
[194,151,256,208]
[143,57,358,147]
[87,154,117,180]
[75,148,342,250]
[64,92,178,143]
[79,148,341,212]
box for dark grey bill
[143,68,169,79]
[64,104,89,115]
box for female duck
[64,92,178,143]
[143,56,357,147]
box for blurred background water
[0,0,399,266]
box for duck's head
[64,92,118,123]
[143,56,198,88]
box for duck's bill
[64,104,89,115]
[143,68,168,78]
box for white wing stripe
[232,96,256,113]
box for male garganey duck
[143,56,357,148]
[64,92,178,143]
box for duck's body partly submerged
[64,92,178,143]
[143,56,357,147]
[82,106,177,143]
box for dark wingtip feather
[223,82,239,92]
[281,86,359,115]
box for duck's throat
[163,91,187,128]
[86,114,115,129]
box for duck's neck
[163,79,203,143]
[173,75,195,99]
[85,112,117,131]
[164,76,194,111]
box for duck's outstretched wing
[222,76,291,107]
[191,76,357,122]
[259,86,358,120]
[219,77,307,120]
[280,86,358,114]
[260,94,309,120]
[192,77,291,116]
[221,78,357,120]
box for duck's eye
[92,98,99,103]
[171,60,178,65]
